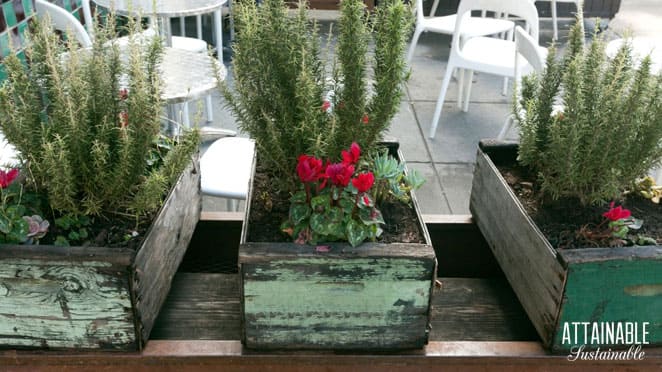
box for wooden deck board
[149,273,537,342]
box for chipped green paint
[242,256,435,349]
[553,259,662,352]
[0,258,136,349]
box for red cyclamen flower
[325,162,354,187]
[602,201,631,221]
[362,114,369,124]
[296,155,325,183]
[321,100,331,112]
[341,142,361,165]
[352,172,374,193]
[0,168,19,189]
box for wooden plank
[553,255,662,351]
[470,148,566,347]
[2,340,661,371]
[0,255,136,350]
[239,242,436,263]
[150,273,240,340]
[432,278,539,341]
[150,273,536,343]
[133,158,201,347]
[241,254,436,349]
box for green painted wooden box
[0,158,200,351]
[470,141,661,353]
[238,144,437,350]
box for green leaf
[54,236,70,246]
[338,196,355,213]
[78,228,88,240]
[636,236,658,246]
[0,214,11,234]
[290,191,307,203]
[346,219,369,247]
[359,207,385,225]
[311,195,329,211]
[310,208,344,238]
[289,203,311,225]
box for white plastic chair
[408,0,515,106]
[35,0,93,48]
[407,0,514,62]
[201,136,255,211]
[428,0,539,139]
[537,0,581,41]
[497,25,548,140]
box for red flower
[603,202,631,221]
[341,142,361,165]
[362,114,369,124]
[119,111,129,128]
[325,162,354,187]
[321,100,331,112]
[0,168,19,189]
[119,88,129,100]
[297,155,325,183]
[352,172,374,193]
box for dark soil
[499,165,662,249]
[40,213,152,251]
[247,165,426,245]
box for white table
[92,0,228,60]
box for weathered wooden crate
[238,144,437,350]
[0,158,201,351]
[470,141,662,353]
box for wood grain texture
[134,157,201,347]
[238,144,436,350]
[0,157,199,351]
[0,252,136,350]
[240,253,436,350]
[553,251,662,351]
[150,274,537,343]
[469,147,566,347]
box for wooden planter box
[238,144,437,350]
[470,141,661,353]
[0,158,201,351]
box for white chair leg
[551,0,558,40]
[213,9,223,61]
[205,95,214,123]
[462,70,474,112]
[457,68,464,109]
[497,114,515,140]
[182,102,191,128]
[179,16,185,36]
[196,15,203,39]
[406,27,423,63]
[429,62,454,139]
[502,77,509,96]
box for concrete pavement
[199,0,661,215]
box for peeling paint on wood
[470,143,662,354]
[239,145,436,350]
[0,158,200,351]
[241,253,436,350]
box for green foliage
[517,13,662,205]
[0,178,48,244]
[371,148,425,204]
[222,0,413,191]
[0,14,199,223]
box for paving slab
[386,101,430,163]
[412,101,510,164]
[435,163,475,215]
[407,162,451,215]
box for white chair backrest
[452,0,539,54]
[514,25,545,83]
[35,0,93,48]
